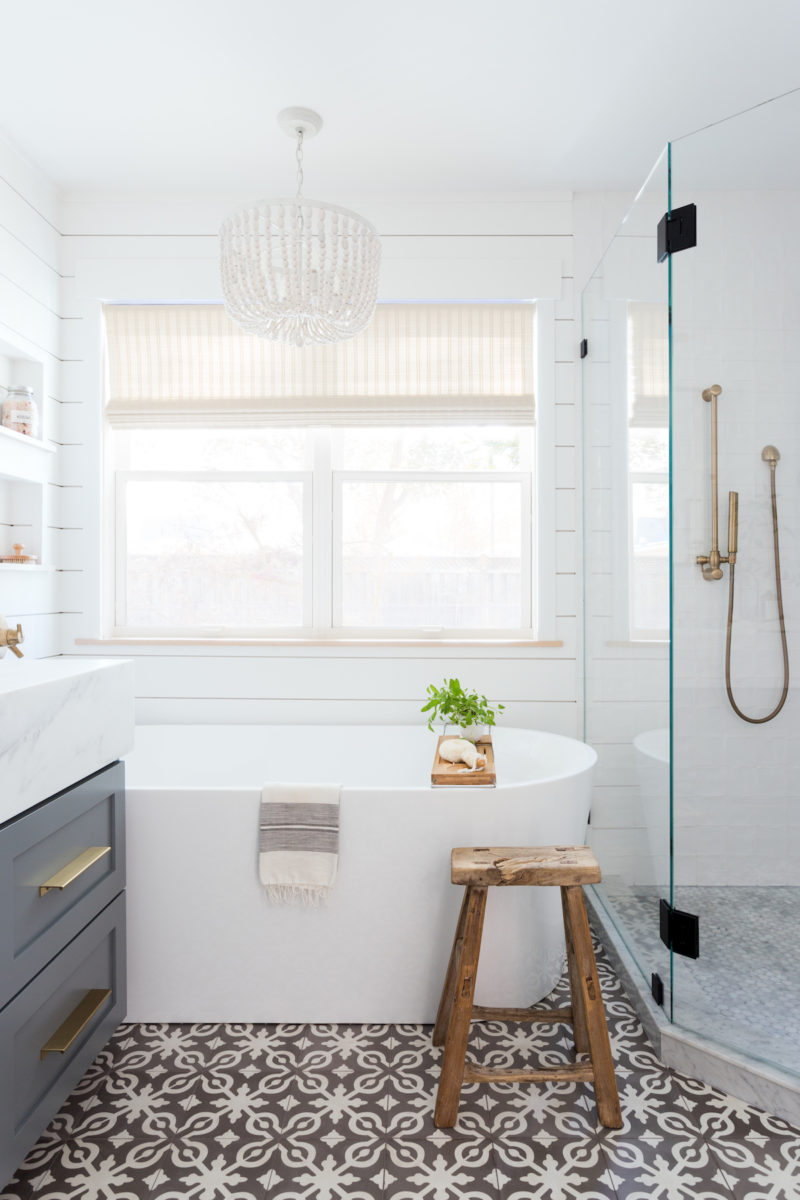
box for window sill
[75,636,564,649]
[605,639,669,647]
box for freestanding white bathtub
[123,725,596,1022]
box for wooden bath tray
[431,735,496,787]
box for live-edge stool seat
[451,844,602,887]
[433,844,622,1130]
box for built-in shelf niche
[0,335,53,568]
[0,343,45,442]
[0,478,42,564]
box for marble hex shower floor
[4,942,799,1200]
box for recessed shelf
[0,563,54,572]
[0,425,56,490]
[0,425,56,455]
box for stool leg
[563,886,622,1130]
[433,888,470,1047]
[434,885,487,1128]
[561,886,589,1054]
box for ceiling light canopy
[219,107,381,348]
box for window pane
[123,480,305,628]
[337,427,529,471]
[339,480,524,629]
[118,428,307,471]
[628,427,668,472]
[631,480,669,636]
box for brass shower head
[702,385,723,401]
[761,445,780,465]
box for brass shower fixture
[696,385,738,581]
[697,385,789,723]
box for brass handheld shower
[697,387,789,723]
[725,445,789,723]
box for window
[627,303,669,640]
[105,304,538,639]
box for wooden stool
[432,845,622,1129]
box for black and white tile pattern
[3,942,799,1199]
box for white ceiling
[1,0,799,198]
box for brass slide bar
[39,846,111,897]
[40,989,111,1060]
[696,385,738,580]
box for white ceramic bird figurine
[439,737,487,772]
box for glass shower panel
[582,149,672,1006]
[670,90,800,1075]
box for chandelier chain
[295,129,304,200]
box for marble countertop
[0,657,135,825]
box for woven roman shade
[627,302,668,428]
[104,302,535,427]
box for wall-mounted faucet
[0,614,24,658]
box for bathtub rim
[123,724,597,794]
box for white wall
[58,194,582,732]
[0,137,64,659]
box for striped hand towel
[259,783,340,905]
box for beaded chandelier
[220,108,381,348]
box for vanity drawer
[0,892,126,1189]
[0,762,125,1009]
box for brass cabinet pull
[40,988,111,1060]
[39,846,111,897]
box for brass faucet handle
[7,622,24,658]
[727,491,739,562]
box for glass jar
[2,386,39,438]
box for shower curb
[586,888,800,1129]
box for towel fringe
[263,884,330,906]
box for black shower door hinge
[580,338,588,358]
[651,972,665,1006]
[657,203,697,262]
[659,898,700,959]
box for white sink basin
[0,657,134,823]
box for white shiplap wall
[58,194,581,730]
[0,137,64,658]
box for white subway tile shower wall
[582,183,800,892]
[671,187,800,888]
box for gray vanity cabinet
[0,763,127,1188]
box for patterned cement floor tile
[709,1132,800,1200]
[4,938,800,1200]
[383,1135,500,1200]
[667,1072,800,1146]
[603,1134,737,1199]
[9,1136,282,1200]
[279,1084,386,1148]
[0,1177,29,1200]
[268,1137,388,1200]
[494,1137,618,1200]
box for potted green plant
[421,677,505,742]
